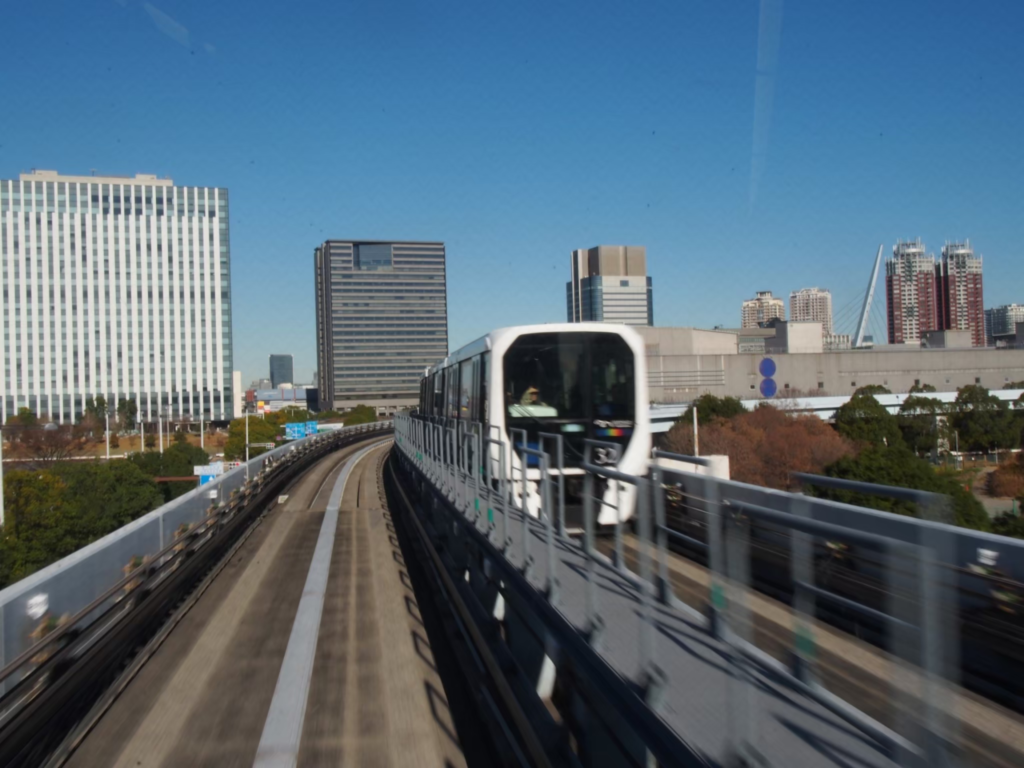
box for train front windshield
[503,332,636,463]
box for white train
[416,323,651,526]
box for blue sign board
[306,421,319,436]
[758,357,776,378]
[285,423,305,440]
[199,475,215,486]
[760,378,777,398]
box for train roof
[424,322,644,377]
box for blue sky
[3,1,1022,384]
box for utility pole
[158,411,164,455]
[693,405,700,457]
[200,393,205,451]
[245,410,250,481]
[105,410,111,460]
[140,417,145,452]
[0,423,5,528]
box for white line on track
[252,440,390,768]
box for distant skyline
[3,1,1022,385]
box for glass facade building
[566,245,653,326]
[0,170,233,423]
[269,353,294,387]
[314,240,448,413]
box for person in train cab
[520,385,543,406]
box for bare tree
[19,424,89,463]
[664,404,854,489]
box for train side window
[480,352,489,425]
[470,355,481,423]
[447,366,459,419]
[460,359,474,420]
[433,374,443,414]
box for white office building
[0,170,233,423]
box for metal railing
[394,412,977,767]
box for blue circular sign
[759,357,776,378]
[760,378,777,398]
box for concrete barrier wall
[0,423,389,671]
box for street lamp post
[245,410,250,482]
[200,393,205,451]
[1,423,5,527]
[158,410,164,455]
[105,410,111,461]
[140,417,145,452]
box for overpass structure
[649,389,1024,433]
[3,417,1024,766]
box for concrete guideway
[68,440,464,768]
[599,534,1024,768]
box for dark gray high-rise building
[269,354,293,388]
[314,240,448,413]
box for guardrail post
[791,494,818,685]
[722,505,765,768]
[538,432,566,538]
[541,455,559,606]
[636,476,667,711]
[518,441,534,580]
[613,480,625,574]
[920,492,958,768]
[887,539,918,768]
[583,463,604,649]
[703,473,727,640]
[650,460,672,605]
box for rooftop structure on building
[740,291,785,328]
[989,305,1024,347]
[315,240,448,414]
[1,170,233,423]
[566,245,653,326]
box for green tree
[682,394,746,426]
[130,442,211,502]
[853,385,891,397]
[173,430,188,445]
[224,416,279,460]
[14,407,38,428]
[117,398,138,430]
[84,395,108,421]
[897,395,947,455]
[948,385,1019,452]
[833,393,903,447]
[51,462,163,540]
[991,511,1024,539]
[0,470,71,585]
[909,383,938,394]
[822,444,989,531]
[343,404,378,426]
[1002,381,1024,390]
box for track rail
[383,451,554,768]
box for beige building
[741,291,785,328]
[638,323,1024,403]
[566,245,653,326]
[789,287,833,334]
